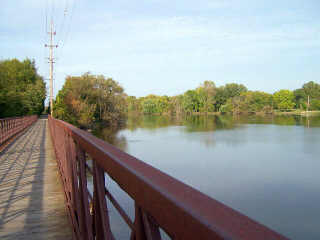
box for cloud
[1,0,320,98]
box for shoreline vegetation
[51,72,320,129]
[126,80,320,118]
[3,58,317,128]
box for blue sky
[1,0,319,99]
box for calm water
[93,114,320,240]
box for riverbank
[274,110,320,116]
[128,110,320,117]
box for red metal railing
[0,115,38,146]
[48,115,289,240]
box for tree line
[1,57,318,127]
[53,73,320,129]
[127,81,320,115]
[0,59,46,118]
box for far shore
[274,110,320,116]
[128,110,320,117]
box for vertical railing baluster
[92,160,113,240]
[0,120,3,144]
[68,134,83,238]
[131,204,161,240]
[131,204,146,240]
[0,116,37,146]
[142,211,161,240]
[76,144,94,240]
[64,130,78,239]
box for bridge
[0,115,289,240]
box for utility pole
[45,20,58,115]
[306,95,310,116]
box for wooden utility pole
[306,95,310,117]
[45,20,58,115]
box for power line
[51,0,55,22]
[45,0,48,33]
[43,0,50,106]
[55,0,77,77]
[60,0,77,52]
[57,0,69,46]
[43,0,48,59]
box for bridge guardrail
[0,115,38,146]
[48,115,289,240]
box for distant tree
[54,73,126,128]
[224,83,248,99]
[196,81,217,112]
[273,90,295,111]
[142,96,158,114]
[213,87,227,111]
[168,95,184,115]
[183,90,200,113]
[294,81,320,110]
[214,83,247,111]
[301,81,320,98]
[127,96,141,113]
[239,91,273,113]
[220,100,233,113]
[310,99,320,110]
[158,95,170,114]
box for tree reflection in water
[93,114,320,149]
[92,125,128,151]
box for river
[92,114,320,239]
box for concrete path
[0,118,72,239]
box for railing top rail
[0,115,36,121]
[50,116,289,240]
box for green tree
[54,73,126,128]
[273,90,295,111]
[196,81,217,112]
[168,95,184,115]
[158,96,170,114]
[214,83,247,111]
[183,90,200,113]
[141,96,158,114]
[127,96,141,113]
[294,81,320,110]
[224,83,248,99]
[0,59,46,117]
[310,99,320,110]
[239,91,273,113]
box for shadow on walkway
[0,119,72,239]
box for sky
[1,0,319,100]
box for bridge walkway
[0,118,72,239]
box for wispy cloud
[1,0,319,97]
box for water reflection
[93,114,320,160]
[124,114,320,135]
[92,125,128,151]
[107,114,320,149]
